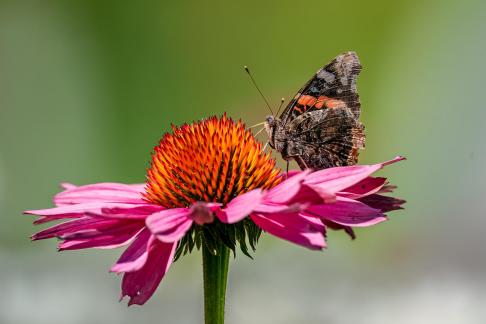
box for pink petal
[58,222,144,250]
[60,183,77,190]
[33,214,81,225]
[254,186,332,215]
[253,201,308,214]
[287,184,335,205]
[378,184,397,194]
[59,233,139,250]
[31,217,120,240]
[204,202,223,210]
[190,202,218,225]
[128,184,147,192]
[264,170,311,204]
[322,219,356,239]
[382,156,406,166]
[217,189,263,223]
[261,211,325,233]
[89,204,164,220]
[54,182,145,206]
[306,198,387,227]
[111,229,152,273]
[146,209,193,243]
[358,194,406,212]
[25,202,155,218]
[121,240,177,306]
[60,220,144,240]
[338,177,387,199]
[304,156,405,195]
[298,212,326,233]
[284,170,301,178]
[251,212,326,250]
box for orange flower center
[144,115,281,208]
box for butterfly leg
[283,142,308,170]
[262,141,269,152]
[294,155,309,170]
[286,161,289,179]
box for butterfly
[264,51,365,170]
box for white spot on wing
[316,69,335,83]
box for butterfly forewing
[269,51,365,170]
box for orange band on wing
[298,95,317,107]
[293,95,347,113]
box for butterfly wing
[273,51,364,169]
[286,108,365,169]
[279,51,362,125]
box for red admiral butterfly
[264,51,365,170]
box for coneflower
[25,115,404,323]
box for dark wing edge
[279,51,362,124]
[325,51,362,119]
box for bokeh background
[1,0,485,323]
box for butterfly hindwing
[284,108,365,169]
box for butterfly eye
[265,116,277,127]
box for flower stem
[202,242,230,324]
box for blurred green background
[1,0,485,323]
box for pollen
[144,115,282,208]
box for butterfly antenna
[244,66,274,115]
[262,141,269,152]
[274,97,285,116]
[248,121,266,129]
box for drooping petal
[121,240,177,306]
[60,220,143,240]
[251,212,326,250]
[321,219,356,239]
[31,217,120,240]
[298,212,326,233]
[58,222,144,250]
[146,208,193,243]
[358,194,406,212]
[217,189,263,223]
[111,229,152,273]
[377,184,397,194]
[306,198,387,227]
[54,182,145,206]
[33,215,81,225]
[304,156,405,195]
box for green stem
[202,242,230,324]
